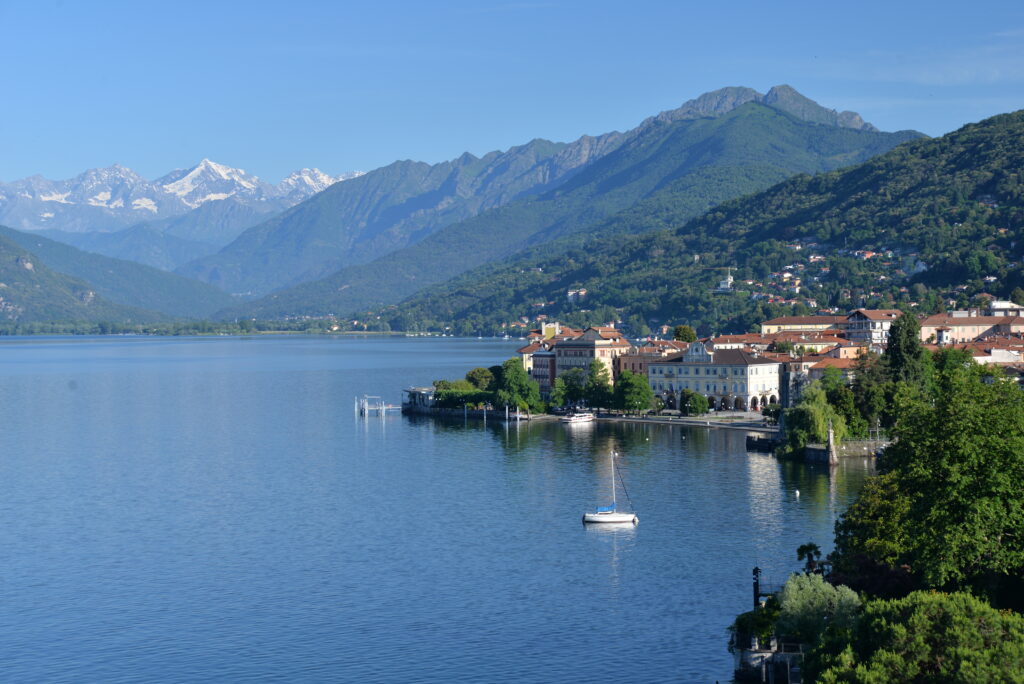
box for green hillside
[375,110,1024,336]
[0,233,161,324]
[226,102,920,320]
[0,226,234,318]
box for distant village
[513,299,1024,412]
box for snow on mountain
[0,160,361,233]
[157,159,269,208]
[275,168,364,202]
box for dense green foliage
[805,591,1024,683]
[1,226,233,318]
[494,358,543,412]
[781,383,849,455]
[775,574,860,646]
[226,102,919,320]
[613,370,655,413]
[678,389,708,415]
[673,324,697,342]
[378,109,1022,337]
[583,359,613,409]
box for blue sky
[1,0,1022,182]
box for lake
[0,335,872,682]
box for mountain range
[0,159,361,235]
[220,86,921,318]
[0,85,948,327]
[377,109,1024,336]
[183,85,908,300]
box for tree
[797,542,823,574]
[882,312,929,387]
[773,340,796,353]
[495,358,543,412]
[781,383,848,455]
[774,573,860,647]
[465,367,494,390]
[550,377,568,407]
[830,472,914,596]
[679,389,708,416]
[584,359,613,409]
[560,367,587,405]
[673,324,697,342]
[821,366,868,438]
[1012,286,1024,307]
[880,359,1024,600]
[805,591,1024,683]
[613,370,654,414]
[851,352,888,429]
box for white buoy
[795,489,800,497]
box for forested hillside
[376,110,1024,336]
[0,227,234,318]
[225,102,920,320]
[0,232,161,324]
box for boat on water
[583,450,638,524]
[561,411,595,424]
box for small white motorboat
[583,450,638,524]
[561,411,595,424]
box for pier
[355,395,401,417]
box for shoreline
[595,413,778,433]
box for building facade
[647,341,782,411]
[554,326,632,384]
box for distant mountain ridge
[186,85,909,299]
[0,160,362,234]
[640,84,877,132]
[222,99,922,320]
[178,133,624,294]
[377,109,1024,336]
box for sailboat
[583,450,638,524]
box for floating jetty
[355,395,401,417]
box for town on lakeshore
[405,298,1024,423]
[399,293,1024,681]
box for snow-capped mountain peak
[0,159,363,233]
[157,159,266,207]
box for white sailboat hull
[582,511,638,524]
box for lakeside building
[919,313,1024,344]
[760,315,846,334]
[616,340,689,379]
[647,341,781,411]
[511,307,1024,408]
[841,309,903,346]
[554,326,632,384]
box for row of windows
[652,381,777,393]
[649,365,776,377]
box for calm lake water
[0,336,872,682]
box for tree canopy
[806,591,1024,683]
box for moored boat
[583,450,638,525]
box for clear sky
[1,0,1022,182]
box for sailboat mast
[611,451,617,510]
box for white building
[647,341,782,411]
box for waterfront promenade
[596,410,778,433]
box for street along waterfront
[0,335,872,682]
